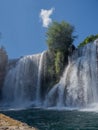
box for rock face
[0,46,8,99]
[0,114,38,130]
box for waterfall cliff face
[45,40,98,108]
[1,40,98,109]
[2,52,45,107]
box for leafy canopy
[46,21,75,52]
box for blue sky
[0,0,98,58]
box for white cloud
[40,8,54,28]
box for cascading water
[2,52,45,108]
[44,64,70,107]
[1,40,98,110]
[45,40,98,108]
[36,51,45,104]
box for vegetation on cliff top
[78,34,98,48]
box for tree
[46,21,75,52]
[46,21,76,77]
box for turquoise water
[1,108,98,130]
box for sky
[0,0,98,59]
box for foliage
[46,21,76,77]
[46,21,76,52]
[41,21,76,93]
[78,34,98,48]
[55,51,64,75]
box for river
[1,108,98,130]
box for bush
[78,34,98,48]
[45,21,76,78]
[46,21,75,52]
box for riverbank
[0,114,38,130]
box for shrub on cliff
[78,34,98,48]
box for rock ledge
[0,114,38,130]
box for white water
[1,40,98,111]
[36,51,45,104]
[44,64,70,107]
[45,40,98,109]
[2,52,45,108]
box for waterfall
[45,40,98,108]
[36,51,45,104]
[44,64,70,107]
[1,40,98,110]
[2,52,45,108]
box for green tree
[46,21,75,52]
[46,21,76,78]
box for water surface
[1,108,98,130]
